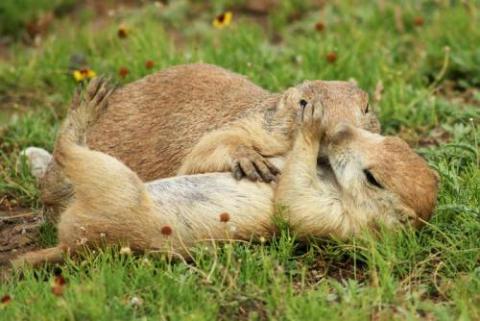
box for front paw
[231,146,280,182]
[299,98,324,139]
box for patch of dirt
[417,126,452,147]
[0,90,49,113]
[289,246,369,296]
[398,125,452,148]
[307,255,368,284]
[0,37,12,61]
[437,80,480,107]
[0,208,43,267]
[219,296,268,321]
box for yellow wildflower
[212,11,233,29]
[117,24,128,38]
[72,68,96,82]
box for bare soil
[0,208,43,267]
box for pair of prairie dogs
[15,64,438,267]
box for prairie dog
[276,103,439,238]
[13,79,438,267]
[33,63,380,215]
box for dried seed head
[413,16,424,27]
[1,295,11,304]
[315,22,325,32]
[145,60,155,69]
[161,225,173,236]
[118,67,129,79]
[219,212,230,222]
[326,52,337,63]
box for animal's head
[326,123,439,228]
[279,80,380,136]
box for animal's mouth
[316,156,341,189]
[316,155,330,167]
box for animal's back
[87,63,273,180]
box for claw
[93,81,112,106]
[253,160,275,182]
[311,104,315,124]
[232,162,244,180]
[239,158,260,182]
[86,76,103,99]
[246,170,260,182]
[265,161,281,176]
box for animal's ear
[279,86,302,110]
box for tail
[11,246,65,268]
[20,147,52,180]
[53,78,151,214]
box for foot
[75,77,115,127]
[65,77,115,145]
[231,145,280,182]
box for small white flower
[129,296,143,306]
[326,293,338,302]
[154,1,164,8]
[120,246,132,255]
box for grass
[1,1,480,320]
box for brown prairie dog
[13,79,438,268]
[275,102,439,238]
[32,63,380,215]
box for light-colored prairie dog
[13,79,438,267]
[33,63,380,215]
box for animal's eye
[364,103,370,114]
[299,99,308,108]
[363,169,383,188]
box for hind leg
[11,79,120,268]
[52,78,154,250]
[30,78,115,217]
